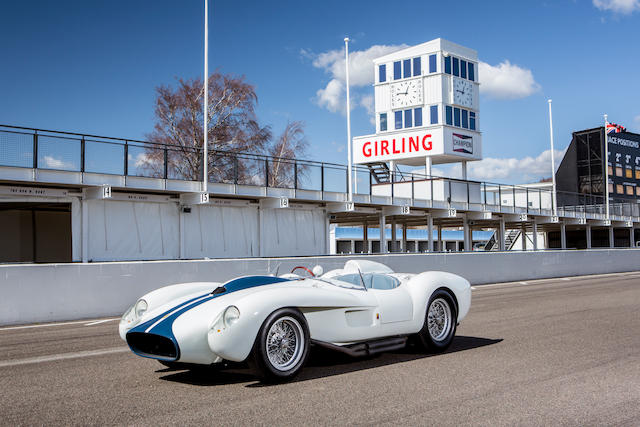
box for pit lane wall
[1,249,638,325]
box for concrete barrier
[1,249,639,325]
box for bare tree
[142,73,272,182]
[267,121,309,188]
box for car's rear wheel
[417,289,457,352]
[251,308,309,383]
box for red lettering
[422,134,432,151]
[363,141,372,157]
[402,137,406,153]
[392,138,401,154]
[381,140,389,155]
[374,140,378,156]
[409,136,419,152]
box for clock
[390,79,423,108]
[453,77,473,108]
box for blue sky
[1,0,639,184]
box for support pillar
[521,224,527,251]
[560,223,567,249]
[463,219,471,251]
[437,225,442,252]
[350,239,355,254]
[461,160,468,180]
[586,224,592,249]
[532,221,538,251]
[379,212,387,254]
[391,221,397,253]
[425,157,432,177]
[363,222,368,254]
[427,215,434,252]
[631,227,636,248]
[402,223,407,253]
[499,218,506,251]
[609,226,615,248]
[81,199,88,262]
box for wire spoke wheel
[265,316,304,371]
[427,298,452,342]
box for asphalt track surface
[1,272,639,426]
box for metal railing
[1,124,638,220]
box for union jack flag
[606,122,626,135]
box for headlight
[121,305,135,324]
[223,305,240,327]
[134,299,148,318]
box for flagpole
[604,114,610,219]
[203,0,209,193]
[344,37,353,201]
[548,99,557,217]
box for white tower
[353,38,482,177]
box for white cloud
[411,148,565,184]
[593,0,640,14]
[43,155,74,169]
[634,114,640,126]
[308,44,408,114]
[133,153,156,168]
[479,61,541,100]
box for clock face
[390,79,423,108]
[453,78,473,108]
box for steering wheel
[290,266,315,277]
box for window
[430,105,438,125]
[379,64,386,83]
[446,106,453,125]
[616,184,624,194]
[453,57,460,76]
[404,109,413,128]
[429,54,436,73]
[468,62,475,81]
[470,111,476,130]
[380,113,387,132]
[460,60,467,79]
[444,56,451,74]
[461,109,469,128]
[454,107,461,127]
[636,170,640,179]
[414,107,423,127]
[394,61,401,80]
[394,111,402,129]
[616,167,623,177]
[637,186,640,196]
[413,57,421,76]
[403,59,411,78]
[609,183,614,194]
[626,168,633,178]
[608,165,613,175]
[626,185,634,195]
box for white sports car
[120,260,471,382]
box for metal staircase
[367,162,391,184]
[485,229,522,251]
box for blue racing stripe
[127,276,292,360]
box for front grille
[126,332,178,360]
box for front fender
[405,271,471,325]
[207,284,373,362]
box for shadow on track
[157,335,502,387]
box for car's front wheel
[251,308,309,383]
[417,289,457,352]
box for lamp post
[604,114,610,219]
[548,99,557,217]
[344,37,353,201]
[203,0,209,193]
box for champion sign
[452,133,473,155]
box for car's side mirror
[312,265,324,277]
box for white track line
[84,319,119,326]
[0,347,129,368]
[0,318,119,332]
[474,271,640,290]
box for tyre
[417,289,457,352]
[251,308,310,383]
